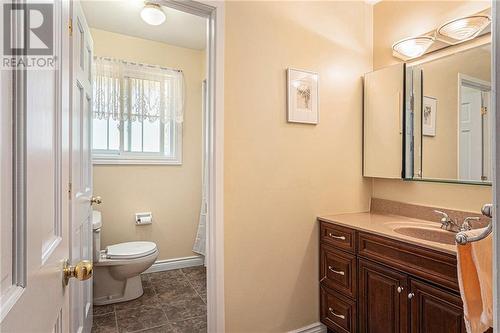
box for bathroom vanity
[317,211,489,333]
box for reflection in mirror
[405,43,491,184]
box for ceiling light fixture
[437,15,491,42]
[392,36,435,59]
[140,2,166,26]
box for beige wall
[91,29,205,261]
[224,2,373,331]
[372,0,492,212]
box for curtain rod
[94,56,183,73]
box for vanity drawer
[320,245,356,298]
[357,231,459,291]
[320,222,356,253]
[320,286,356,333]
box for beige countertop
[318,212,458,255]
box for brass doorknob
[90,196,102,205]
[63,259,93,285]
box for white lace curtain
[93,57,184,124]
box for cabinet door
[363,63,405,179]
[409,279,466,333]
[359,259,408,333]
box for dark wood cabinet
[320,223,356,253]
[321,286,357,333]
[318,220,484,333]
[320,245,357,298]
[358,259,407,333]
[409,279,467,333]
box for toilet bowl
[92,211,158,305]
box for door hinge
[481,106,488,115]
[69,18,73,37]
[68,182,72,198]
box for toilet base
[93,272,144,305]
[92,249,158,306]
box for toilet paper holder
[135,212,153,225]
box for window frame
[92,66,183,165]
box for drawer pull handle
[408,292,415,299]
[328,266,345,276]
[328,233,346,240]
[328,307,345,320]
[397,286,404,293]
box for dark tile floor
[92,266,207,333]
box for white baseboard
[288,322,327,333]
[143,255,204,274]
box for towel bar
[455,222,492,245]
[455,204,493,245]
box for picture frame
[286,68,319,124]
[423,96,437,136]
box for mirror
[404,43,492,185]
[363,63,405,179]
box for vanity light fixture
[140,2,166,26]
[437,15,491,42]
[392,36,435,59]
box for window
[92,57,184,164]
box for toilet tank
[92,210,103,262]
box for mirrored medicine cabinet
[363,42,492,186]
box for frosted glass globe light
[141,3,166,26]
[392,36,434,59]
[437,15,491,41]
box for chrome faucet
[434,210,459,232]
[460,217,481,231]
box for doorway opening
[81,1,222,331]
[79,1,212,332]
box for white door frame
[157,1,225,332]
[457,73,492,181]
[494,1,499,331]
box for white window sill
[92,157,182,165]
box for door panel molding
[1,3,29,321]
[42,0,64,264]
[494,1,499,332]
[12,14,27,292]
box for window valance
[92,57,185,124]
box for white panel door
[0,0,73,332]
[459,86,483,180]
[69,1,94,332]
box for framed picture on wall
[287,68,319,124]
[423,96,437,136]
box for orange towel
[456,228,493,333]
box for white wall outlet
[135,212,153,225]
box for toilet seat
[106,241,157,260]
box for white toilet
[92,210,158,305]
